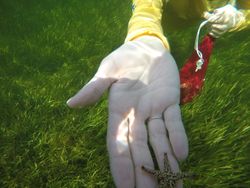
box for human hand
[204,4,245,38]
[67,36,188,188]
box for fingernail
[66,98,72,105]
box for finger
[208,31,220,38]
[148,117,179,170]
[209,24,228,38]
[129,117,157,188]
[67,57,118,108]
[209,28,226,38]
[211,24,228,31]
[206,12,224,23]
[211,16,225,24]
[164,104,188,161]
[148,118,183,188]
[107,112,135,188]
[67,76,115,108]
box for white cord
[194,20,209,72]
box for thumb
[67,58,118,108]
[203,11,213,20]
[67,76,115,108]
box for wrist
[125,0,170,49]
[229,9,246,31]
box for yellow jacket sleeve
[125,0,170,49]
[233,0,250,31]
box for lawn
[0,0,249,187]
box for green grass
[0,0,250,187]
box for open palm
[67,36,188,188]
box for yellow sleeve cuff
[125,0,170,50]
[231,9,250,31]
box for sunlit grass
[0,0,249,187]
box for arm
[67,1,188,187]
[125,0,170,49]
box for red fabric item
[180,34,216,104]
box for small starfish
[142,153,193,188]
